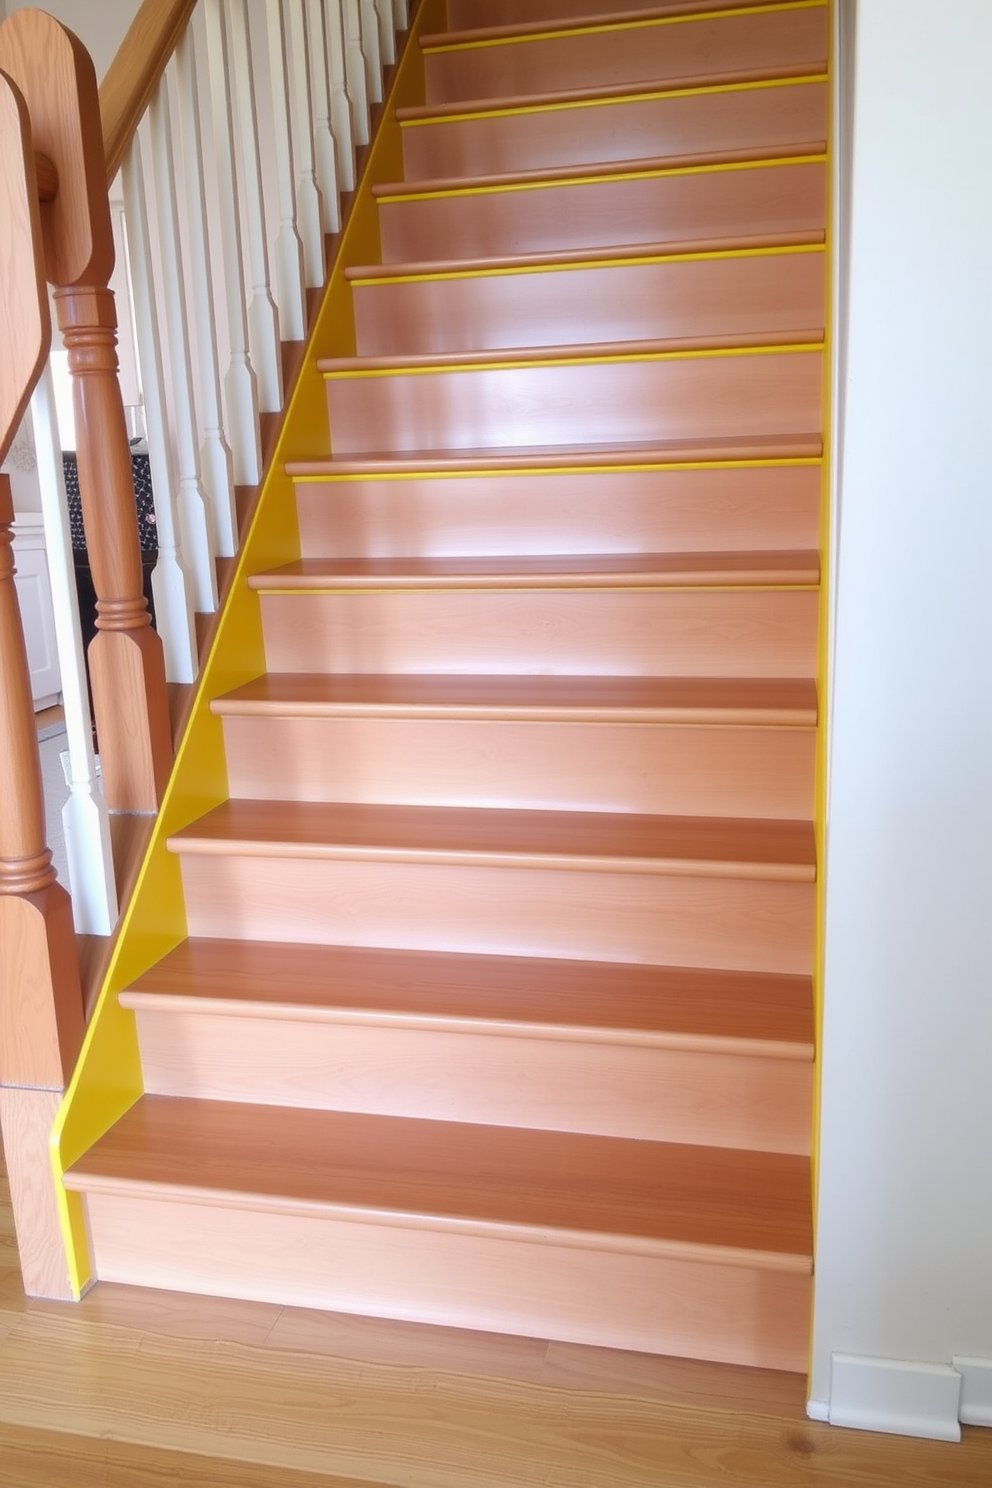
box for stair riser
[402,80,828,181]
[221,716,816,819]
[134,1009,813,1153]
[79,1190,811,1370]
[378,160,827,262]
[447,0,781,26]
[294,463,823,559]
[176,854,815,974]
[352,250,825,357]
[325,350,823,455]
[258,589,819,678]
[425,7,829,105]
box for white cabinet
[12,514,62,710]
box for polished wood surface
[100,0,199,184]
[448,0,801,29]
[400,77,828,180]
[254,549,820,585]
[423,5,828,104]
[377,157,828,262]
[4,1152,992,1487]
[0,71,49,470]
[292,458,822,558]
[256,587,819,678]
[350,245,826,355]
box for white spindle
[149,79,217,615]
[227,0,284,413]
[30,368,117,936]
[204,0,263,485]
[265,0,308,337]
[284,0,326,285]
[122,135,198,685]
[307,0,341,232]
[342,0,371,146]
[323,0,356,191]
[375,0,395,66]
[359,0,383,106]
[393,0,408,30]
[175,29,237,558]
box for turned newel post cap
[0,8,114,289]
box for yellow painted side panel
[50,0,449,1299]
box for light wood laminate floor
[1,1152,988,1486]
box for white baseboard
[829,1353,962,1441]
[953,1357,992,1428]
[806,1398,829,1423]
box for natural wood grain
[168,798,815,879]
[291,457,823,559]
[213,672,819,724]
[350,247,826,356]
[176,851,815,973]
[253,549,820,586]
[448,0,811,34]
[400,77,828,180]
[377,157,827,261]
[257,587,820,679]
[0,1088,71,1299]
[0,74,49,469]
[100,0,199,184]
[423,5,829,105]
[125,940,814,1049]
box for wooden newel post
[54,285,173,811]
[0,8,172,813]
[0,473,83,1299]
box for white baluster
[227,0,284,413]
[30,368,117,935]
[265,0,308,336]
[284,0,326,284]
[203,0,263,485]
[392,0,408,30]
[342,0,371,146]
[307,0,341,232]
[375,0,395,66]
[360,0,383,106]
[122,134,198,685]
[323,0,355,192]
[175,29,237,558]
[149,78,217,615]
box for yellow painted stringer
[48,0,449,1300]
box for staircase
[59,0,827,1373]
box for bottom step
[65,1097,812,1371]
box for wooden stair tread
[211,672,818,725]
[373,143,826,203]
[122,938,814,1054]
[447,0,790,27]
[64,1097,813,1267]
[167,800,815,880]
[286,432,823,477]
[345,233,826,283]
[247,551,819,590]
[397,65,827,124]
[422,1,812,50]
[317,330,824,378]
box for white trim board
[828,1354,961,1442]
[954,1357,992,1429]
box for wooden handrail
[100,0,198,184]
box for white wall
[813,0,992,1411]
